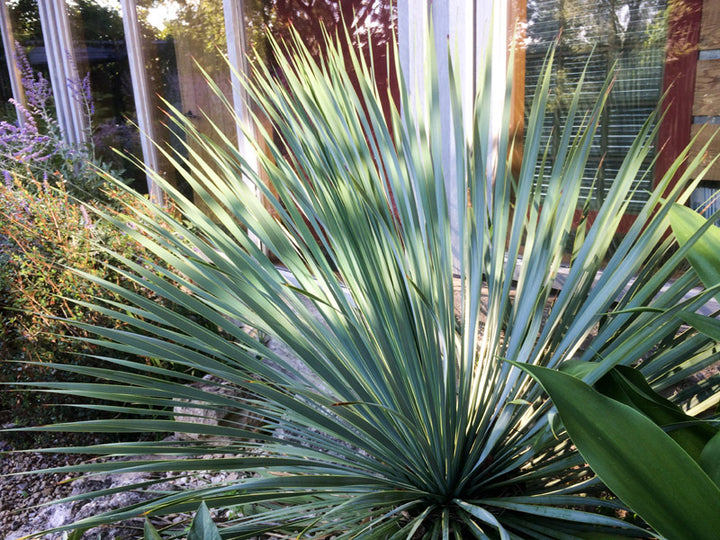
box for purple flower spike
[4,43,101,190]
[67,72,95,116]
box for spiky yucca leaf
[14,22,720,539]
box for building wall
[691,0,720,182]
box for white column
[476,0,508,198]
[223,0,262,247]
[399,0,498,269]
[37,0,87,145]
[398,0,430,120]
[435,0,478,268]
[223,0,257,174]
[0,1,26,126]
[119,0,162,203]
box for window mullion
[223,0,257,176]
[223,0,262,248]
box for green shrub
[0,46,162,441]
[0,173,147,433]
[19,25,720,539]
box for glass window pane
[244,0,399,119]
[67,0,146,189]
[525,0,669,213]
[131,2,235,202]
[7,0,44,109]
[0,36,15,121]
[5,1,56,172]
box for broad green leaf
[668,204,720,298]
[516,362,720,540]
[595,365,718,462]
[187,502,222,540]
[701,431,720,487]
[559,359,599,380]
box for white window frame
[118,0,162,202]
[223,0,258,180]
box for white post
[0,1,26,126]
[435,0,478,268]
[398,0,430,121]
[223,0,258,175]
[37,0,87,145]
[118,0,163,203]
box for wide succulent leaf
[702,431,720,487]
[518,362,720,540]
[594,364,718,462]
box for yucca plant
[13,18,720,539]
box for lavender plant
[0,45,123,202]
[0,48,57,168]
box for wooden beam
[689,123,720,181]
[693,58,720,116]
[654,0,703,190]
[700,0,720,50]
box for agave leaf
[679,311,720,341]
[517,362,720,540]
[143,520,163,540]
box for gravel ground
[0,433,246,540]
[1,446,80,539]
[0,440,145,540]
